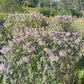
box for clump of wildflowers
[48,15,75,32]
[0,11,84,84]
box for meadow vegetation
[0,0,84,84]
[0,12,84,84]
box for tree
[0,0,22,13]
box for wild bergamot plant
[0,26,83,83]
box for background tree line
[0,0,84,17]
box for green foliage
[73,18,84,39]
[71,10,83,17]
[38,7,50,17]
[4,12,47,39]
[50,8,58,16]
[0,13,7,20]
[58,9,72,16]
[22,0,39,7]
[48,16,75,32]
[0,12,83,83]
[0,27,83,83]
[22,7,38,13]
[0,0,23,13]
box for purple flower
[20,37,24,41]
[28,47,35,53]
[37,37,43,41]
[49,56,59,62]
[43,48,49,52]
[8,41,13,48]
[52,36,56,41]
[26,42,32,47]
[0,63,10,72]
[22,56,29,62]
[75,38,81,44]
[48,50,54,56]
[63,37,68,41]
[42,31,47,36]
[38,41,45,45]
[66,32,71,36]
[58,40,63,44]
[0,46,10,54]
[23,44,26,49]
[16,38,21,42]
[59,50,67,57]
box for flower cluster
[0,13,83,83]
[48,15,74,32]
[0,26,83,83]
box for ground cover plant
[0,12,84,84]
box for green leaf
[28,66,32,73]
[37,63,41,70]
[42,75,46,83]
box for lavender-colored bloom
[26,42,32,47]
[58,40,63,44]
[66,32,71,36]
[34,34,40,38]
[75,38,81,43]
[63,37,68,41]
[8,41,13,48]
[0,46,10,54]
[22,56,29,62]
[37,37,43,41]
[72,32,78,35]
[42,31,47,36]
[28,47,35,53]
[43,48,49,52]
[59,50,67,57]
[38,41,45,45]
[23,44,26,49]
[16,38,21,42]
[0,63,10,72]
[20,37,24,41]
[52,36,56,41]
[48,50,54,56]
[49,56,59,62]
[26,31,30,36]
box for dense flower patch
[4,12,47,40]
[48,15,75,32]
[0,26,83,83]
[0,12,83,83]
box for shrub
[50,8,58,16]
[0,0,23,13]
[73,18,84,39]
[0,13,7,20]
[38,7,50,17]
[4,12,47,39]
[0,27,83,84]
[48,15,75,32]
[58,9,72,16]
[22,7,38,13]
[70,10,83,17]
